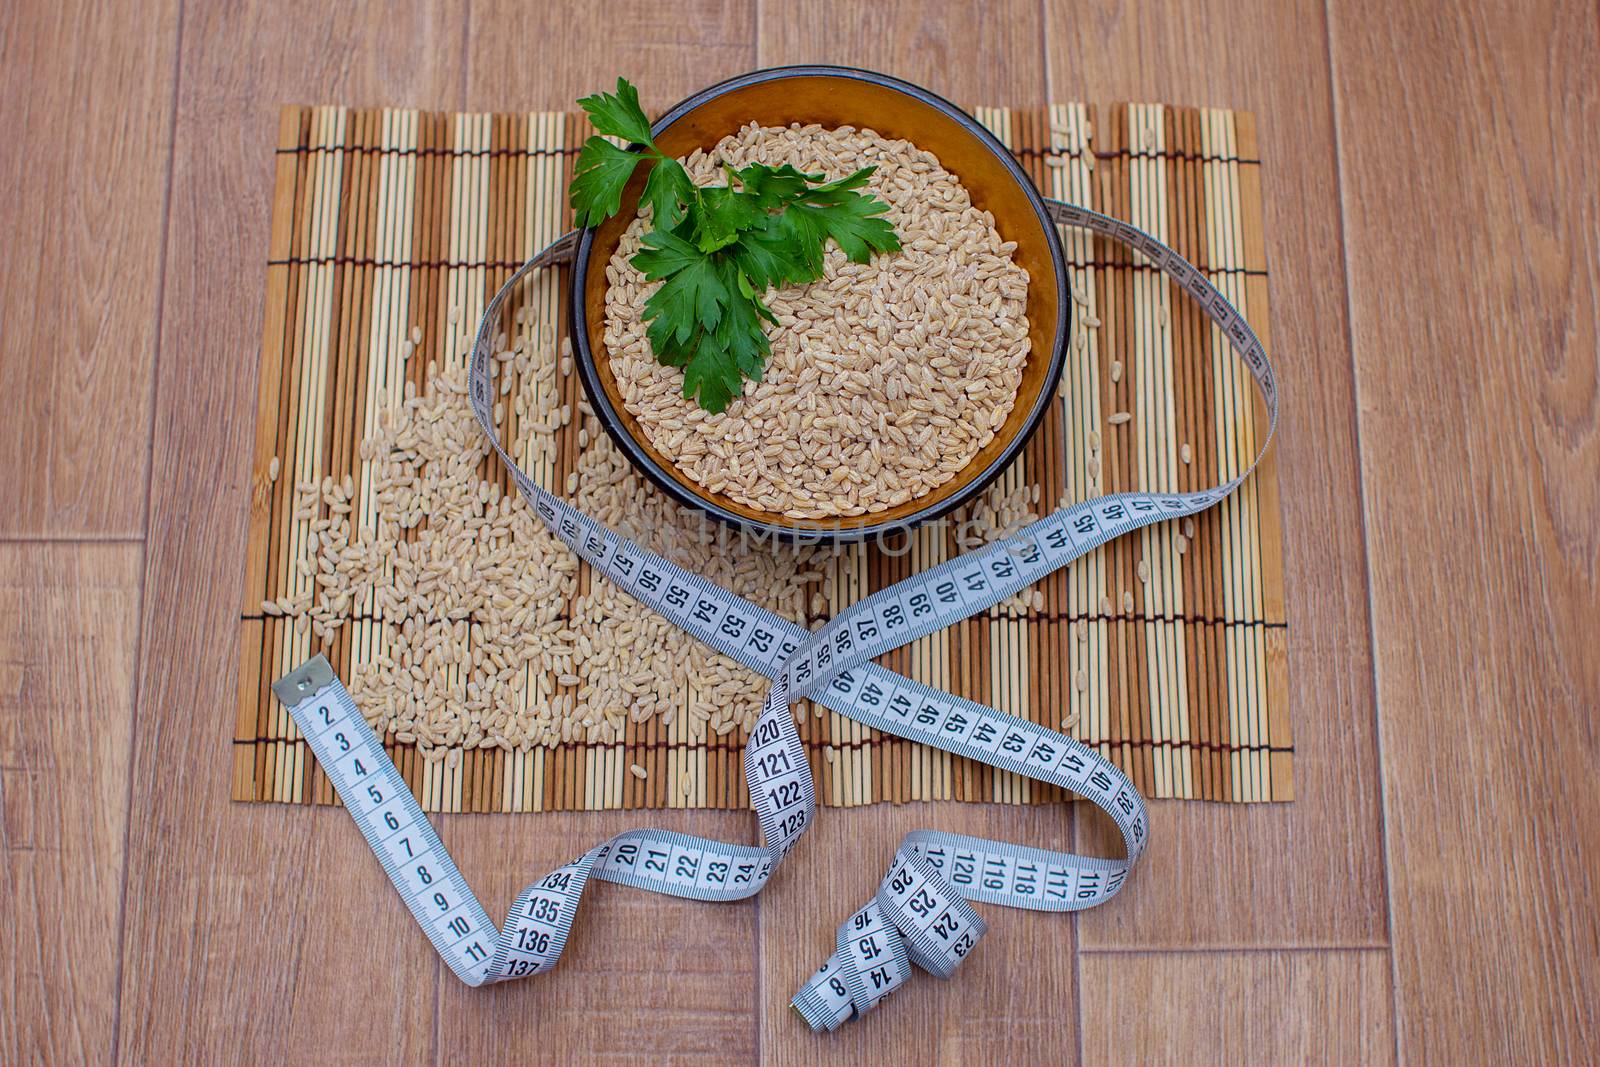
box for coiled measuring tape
[271,198,1277,1030]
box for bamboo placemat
[234,100,1288,813]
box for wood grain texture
[436,811,759,1066]
[0,545,140,1065]
[750,8,1087,1062]
[464,0,756,108]
[757,0,1046,108]
[114,3,464,1061]
[1080,950,1395,1065]
[424,10,767,1065]
[0,0,178,537]
[742,6,1094,1062]
[1044,0,1387,948]
[1326,0,1600,1061]
[758,804,1081,1065]
[8,0,1588,1060]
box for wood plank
[0,545,140,1065]
[427,8,764,1064]
[758,805,1081,1064]
[115,3,465,1062]
[1044,0,1387,947]
[758,0,1045,108]
[754,7,1069,1062]
[1325,0,1600,1061]
[1080,950,1394,1064]
[436,811,759,1065]
[0,0,178,537]
[464,0,757,108]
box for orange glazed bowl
[571,66,1069,542]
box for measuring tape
[271,197,1277,1030]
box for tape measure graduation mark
[271,198,1277,1030]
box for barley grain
[305,360,832,758]
[291,251,1045,763]
[603,124,1031,519]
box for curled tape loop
[272,198,1276,1029]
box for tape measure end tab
[788,1001,821,1031]
[272,654,337,708]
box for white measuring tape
[271,198,1277,1030]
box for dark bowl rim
[570,64,1070,543]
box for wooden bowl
[571,66,1068,541]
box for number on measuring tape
[271,199,1277,1029]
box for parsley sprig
[570,78,901,412]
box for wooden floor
[1,1,1594,1063]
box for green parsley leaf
[637,233,730,346]
[632,226,705,280]
[679,329,741,413]
[640,157,695,229]
[577,78,655,146]
[690,185,765,253]
[771,202,830,279]
[566,78,905,413]
[714,260,771,379]
[730,212,815,290]
[790,192,900,263]
[646,315,693,366]
[732,162,825,208]
[798,165,877,199]
[643,315,694,369]
[570,136,646,229]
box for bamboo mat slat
[234,101,1290,812]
